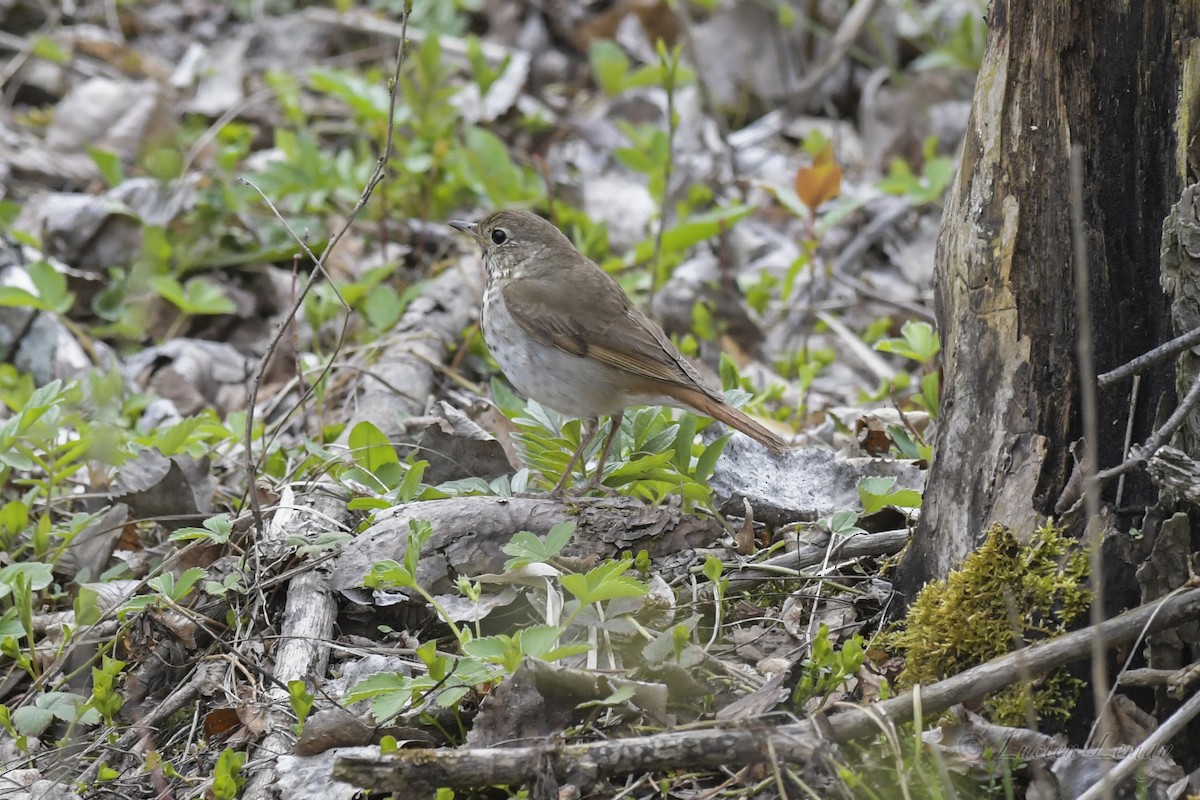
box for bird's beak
[449,220,479,239]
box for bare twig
[240,6,412,533]
[1094,367,1200,483]
[671,0,743,199]
[1115,374,1139,506]
[1069,145,1112,781]
[1097,325,1200,387]
[726,529,909,590]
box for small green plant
[873,319,941,459]
[288,680,315,736]
[210,747,247,800]
[150,275,236,320]
[120,567,208,615]
[5,691,100,739]
[170,513,234,545]
[857,476,923,513]
[821,509,868,538]
[560,559,649,624]
[462,626,591,674]
[792,624,865,709]
[878,136,956,207]
[588,40,692,97]
[756,130,863,311]
[906,0,989,74]
[87,656,126,728]
[0,260,75,316]
[502,521,574,569]
[503,394,728,508]
[339,421,443,508]
[350,521,661,726]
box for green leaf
[858,476,923,513]
[0,562,54,600]
[88,146,125,187]
[393,460,428,502]
[364,558,416,590]
[631,204,754,264]
[589,40,631,95]
[30,35,69,64]
[693,432,731,483]
[11,706,53,737]
[876,321,940,364]
[308,68,391,122]
[0,501,28,536]
[544,521,575,556]
[824,509,866,538]
[363,284,404,329]
[702,555,723,583]
[151,275,235,315]
[920,371,941,419]
[348,421,399,474]
[155,417,205,456]
[0,286,44,310]
[561,560,648,606]
[171,568,207,600]
[211,748,246,800]
[28,260,73,314]
[672,414,697,471]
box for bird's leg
[582,412,623,492]
[550,417,598,497]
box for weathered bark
[899,0,1200,596]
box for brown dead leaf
[203,707,241,738]
[855,413,893,457]
[571,0,680,50]
[734,497,757,555]
[236,703,270,738]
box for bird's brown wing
[500,259,724,402]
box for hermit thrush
[451,210,788,496]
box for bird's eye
[491,228,508,245]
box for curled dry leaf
[855,408,931,457]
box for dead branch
[1097,325,1200,387]
[726,529,909,590]
[332,587,1200,793]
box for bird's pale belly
[483,295,670,417]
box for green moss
[882,521,1090,725]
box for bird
[450,210,788,496]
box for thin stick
[240,5,412,532]
[1070,146,1112,798]
[1097,325,1200,387]
[1077,685,1200,800]
[647,48,678,308]
[1094,367,1200,483]
[1115,374,1139,506]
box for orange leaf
[795,144,842,213]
